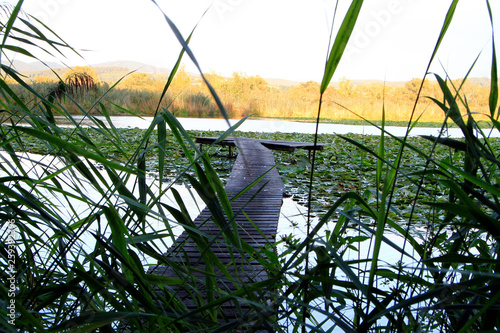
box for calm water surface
[56,115,498,138]
[9,116,435,331]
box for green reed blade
[150,0,231,128]
[486,0,499,119]
[428,0,459,67]
[321,0,364,94]
[0,0,23,48]
[156,25,199,115]
[157,116,167,184]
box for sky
[5,0,500,83]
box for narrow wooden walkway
[148,137,322,330]
[196,136,324,158]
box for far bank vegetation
[9,65,494,123]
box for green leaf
[162,200,232,279]
[428,0,459,67]
[376,269,433,287]
[0,0,24,48]
[149,0,232,128]
[145,274,183,286]
[1,44,37,58]
[155,24,198,115]
[420,135,467,152]
[426,179,500,237]
[99,102,123,146]
[102,206,129,258]
[438,160,500,197]
[185,170,227,233]
[162,110,197,164]
[426,254,500,265]
[157,116,167,184]
[51,312,153,332]
[138,152,147,209]
[201,154,234,224]
[486,0,499,119]
[376,103,386,189]
[12,126,134,173]
[321,0,364,93]
[456,288,500,333]
[433,74,466,129]
[126,233,171,244]
[18,17,68,56]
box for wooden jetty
[195,136,324,158]
[148,137,323,331]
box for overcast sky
[7,0,500,82]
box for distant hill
[91,67,132,82]
[264,78,407,89]
[4,60,171,83]
[329,78,495,88]
[92,61,171,74]
[5,59,63,72]
[350,80,406,87]
[265,78,301,89]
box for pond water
[6,117,436,331]
[0,150,319,256]
[54,115,498,138]
[1,150,418,332]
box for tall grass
[0,0,499,332]
[9,70,493,123]
[276,0,500,331]
[0,2,279,331]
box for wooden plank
[148,138,285,330]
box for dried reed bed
[12,69,492,123]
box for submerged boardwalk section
[148,137,322,329]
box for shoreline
[51,115,498,138]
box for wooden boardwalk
[196,136,324,158]
[148,137,321,330]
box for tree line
[8,65,493,122]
